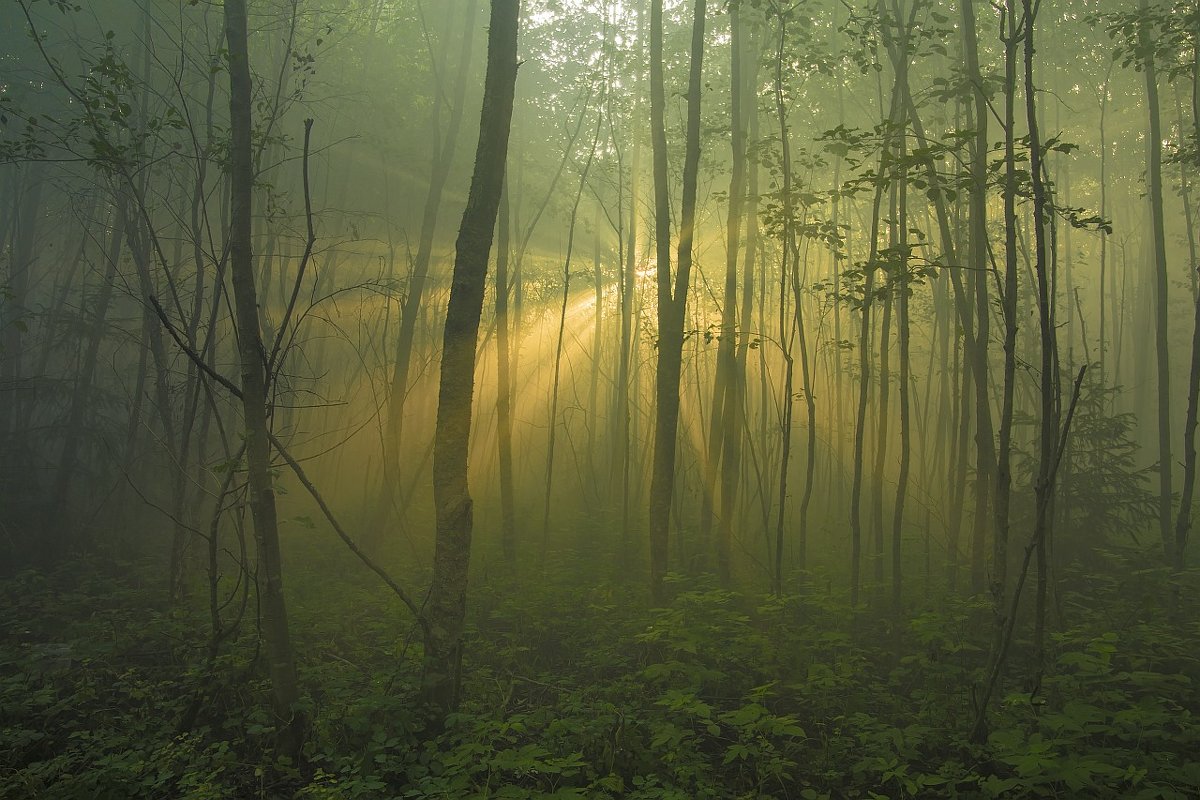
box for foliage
[2,556,1198,799]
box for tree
[378,0,481,530]
[223,0,303,757]
[423,0,520,716]
[1138,0,1175,568]
[648,0,707,604]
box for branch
[150,295,243,398]
[152,295,427,628]
[265,429,428,627]
[268,117,317,378]
[971,364,1088,743]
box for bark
[705,0,746,584]
[496,184,517,562]
[993,0,1020,642]
[423,0,520,716]
[648,0,707,603]
[379,0,481,524]
[1139,0,1174,563]
[1173,36,1200,574]
[223,0,303,758]
[772,9,796,594]
[1023,0,1058,674]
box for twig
[152,291,427,631]
[149,295,243,399]
[971,364,1088,742]
[268,118,317,377]
[264,428,427,627]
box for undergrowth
[1,551,1197,799]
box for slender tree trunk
[589,199,603,491]
[1173,37,1200,574]
[648,0,707,603]
[541,113,602,551]
[1023,0,1058,673]
[993,0,1020,642]
[50,192,128,531]
[1098,66,1112,404]
[613,3,642,553]
[1139,0,1174,563]
[706,0,746,584]
[223,0,303,758]
[849,85,898,605]
[890,6,912,613]
[379,0,481,525]
[872,273,892,594]
[772,9,796,594]
[0,165,43,458]
[973,6,1079,740]
[496,184,517,562]
[737,104,761,538]
[423,0,520,716]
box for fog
[1,0,1198,796]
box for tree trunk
[849,84,898,606]
[648,0,707,603]
[705,0,745,584]
[379,0,481,525]
[223,0,303,758]
[496,184,517,562]
[1139,0,1175,564]
[613,0,643,553]
[541,113,602,552]
[993,0,1020,642]
[1173,35,1200,575]
[49,192,128,534]
[423,0,520,716]
[890,5,912,613]
[1024,0,1058,674]
[772,9,796,594]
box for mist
[1,0,1198,796]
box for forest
[1,0,1198,796]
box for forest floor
[1,540,1198,799]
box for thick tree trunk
[423,0,519,716]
